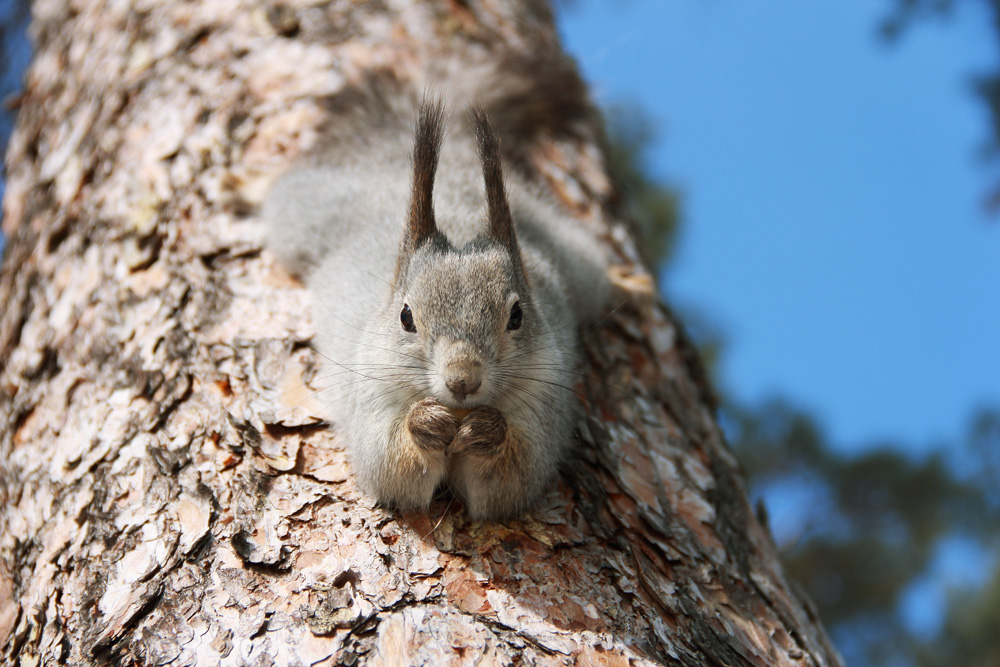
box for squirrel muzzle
[437,339,487,404]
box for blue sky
[559,0,1000,454]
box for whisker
[306,330,431,366]
[500,364,638,401]
[422,494,456,539]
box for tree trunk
[0,0,843,665]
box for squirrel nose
[446,377,481,401]
[439,339,486,401]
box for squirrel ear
[406,97,445,253]
[472,106,517,250]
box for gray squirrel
[263,74,611,519]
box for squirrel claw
[449,406,507,458]
[407,397,458,453]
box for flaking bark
[0,0,843,665]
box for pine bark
[0,0,843,665]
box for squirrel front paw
[449,406,507,457]
[407,397,458,453]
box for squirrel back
[263,64,611,519]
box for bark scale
[0,0,843,665]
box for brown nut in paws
[448,406,507,457]
[407,397,458,452]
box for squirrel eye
[507,302,522,331]
[400,304,416,333]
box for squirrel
[263,71,611,519]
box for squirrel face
[380,100,537,412]
[395,239,529,410]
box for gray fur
[264,81,610,519]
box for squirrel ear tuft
[472,106,517,250]
[407,96,446,252]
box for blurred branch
[881,0,1000,217]
[728,398,1000,666]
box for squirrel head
[388,100,534,410]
